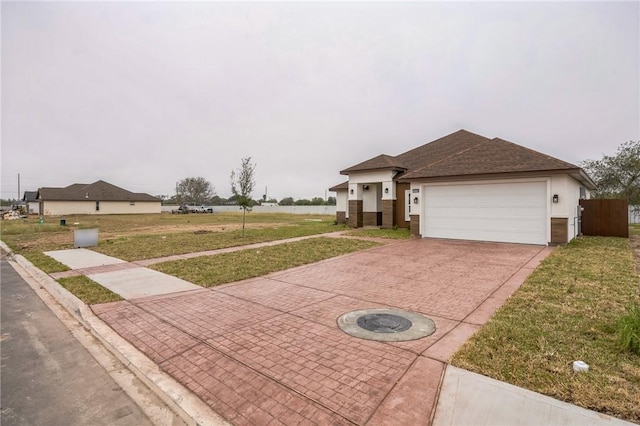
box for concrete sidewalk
[45,248,201,299]
[434,366,634,426]
[6,239,638,426]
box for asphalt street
[0,255,153,426]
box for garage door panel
[423,182,547,245]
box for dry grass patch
[151,237,379,287]
[1,213,340,265]
[451,236,640,422]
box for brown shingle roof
[402,136,579,179]
[339,129,595,188]
[37,180,159,202]
[329,181,348,192]
[340,154,407,174]
[395,129,491,172]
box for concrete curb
[0,241,228,426]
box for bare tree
[230,157,256,236]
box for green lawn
[0,212,341,270]
[345,228,411,239]
[1,213,387,304]
[59,275,123,305]
[451,236,640,423]
[93,220,341,261]
[151,237,379,287]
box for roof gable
[23,191,38,202]
[329,181,349,192]
[340,154,407,174]
[395,129,491,171]
[37,180,159,202]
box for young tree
[581,140,640,204]
[176,177,215,205]
[230,157,256,236]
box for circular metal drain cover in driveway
[357,313,412,333]
[338,308,436,342]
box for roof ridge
[490,137,578,169]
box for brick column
[410,215,421,237]
[382,200,396,229]
[348,200,363,228]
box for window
[96,201,100,211]
[579,187,586,199]
[130,201,135,206]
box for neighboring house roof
[340,129,596,189]
[23,191,38,202]
[37,180,160,202]
[329,181,349,192]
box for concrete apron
[11,238,631,425]
[44,239,552,425]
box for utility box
[74,228,99,248]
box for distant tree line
[163,176,336,206]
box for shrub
[618,302,640,355]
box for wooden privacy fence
[579,199,629,238]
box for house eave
[396,168,587,184]
[340,166,407,176]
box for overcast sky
[2,1,638,201]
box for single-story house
[22,191,39,214]
[36,180,161,215]
[330,130,596,245]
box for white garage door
[423,181,547,245]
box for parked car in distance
[171,205,189,214]
[171,205,212,214]
[187,205,208,213]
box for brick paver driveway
[93,238,549,425]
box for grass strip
[58,275,123,305]
[345,228,411,239]
[23,252,70,274]
[151,237,379,287]
[94,222,342,261]
[450,236,640,423]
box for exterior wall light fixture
[350,189,354,195]
[384,188,389,194]
[413,197,419,204]
[552,194,559,203]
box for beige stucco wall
[362,183,382,213]
[42,201,161,215]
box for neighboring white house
[330,130,596,245]
[36,180,161,215]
